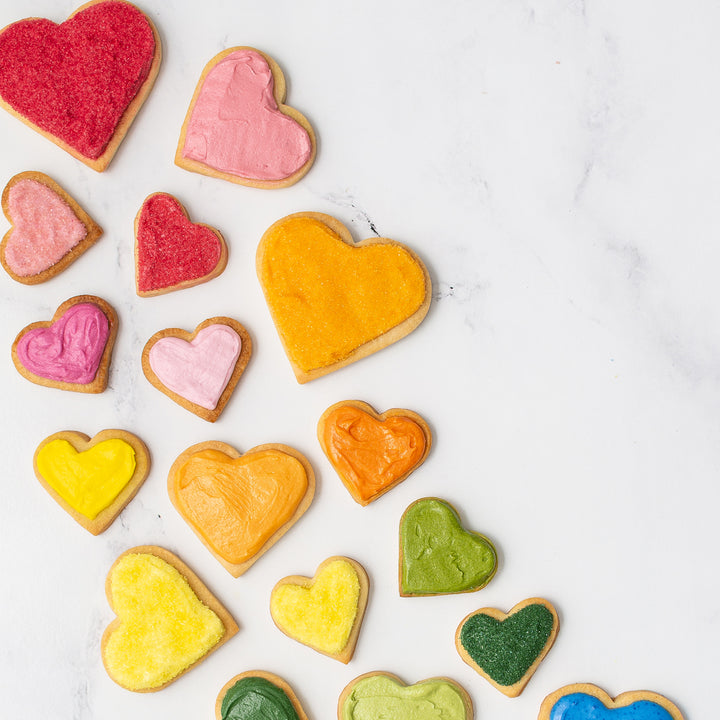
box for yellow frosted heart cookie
[101,546,238,692]
[256,212,431,383]
[33,429,150,535]
[270,556,368,663]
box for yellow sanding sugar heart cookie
[101,546,238,692]
[256,212,431,383]
[270,556,369,663]
[33,429,150,535]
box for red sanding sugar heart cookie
[0,1,161,171]
[134,193,228,297]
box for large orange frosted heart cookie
[168,441,315,576]
[318,400,432,505]
[101,546,237,692]
[256,212,431,383]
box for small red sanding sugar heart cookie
[135,192,228,297]
[176,47,316,189]
[1,171,102,284]
[0,1,161,171]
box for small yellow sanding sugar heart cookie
[270,556,368,663]
[101,546,238,692]
[257,212,431,383]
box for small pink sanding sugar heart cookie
[142,317,252,422]
[175,47,316,188]
[0,0,162,171]
[1,171,102,284]
[134,193,228,297]
[11,295,118,393]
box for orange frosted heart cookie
[33,429,150,535]
[257,213,431,382]
[142,317,252,422]
[216,671,309,720]
[11,295,118,393]
[102,546,237,692]
[1,171,102,284]
[318,400,431,505]
[168,441,315,576]
[270,556,368,663]
[176,47,315,189]
[0,1,161,171]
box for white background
[0,1,717,718]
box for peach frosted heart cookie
[176,47,315,188]
[338,672,473,720]
[102,546,237,691]
[318,400,431,505]
[270,556,368,663]
[455,597,559,697]
[539,684,685,720]
[399,497,497,597]
[142,317,252,422]
[135,192,228,296]
[257,213,431,383]
[33,429,149,535]
[216,671,309,720]
[168,441,314,576]
[0,1,161,171]
[11,295,117,393]
[1,171,102,283]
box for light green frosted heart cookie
[338,672,472,720]
[399,497,497,596]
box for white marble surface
[0,0,718,717]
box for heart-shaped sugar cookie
[12,295,117,393]
[0,1,161,171]
[216,671,309,720]
[539,684,685,720]
[1,171,102,283]
[142,317,252,422]
[399,497,497,596]
[34,429,150,535]
[176,47,316,188]
[168,442,315,576]
[270,556,368,663]
[318,400,431,505]
[338,672,473,720]
[257,213,431,383]
[102,546,238,692]
[135,192,228,296]
[456,597,559,697]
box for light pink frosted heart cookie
[1,171,102,284]
[175,47,316,189]
[11,295,117,393]
[142,317,252,422]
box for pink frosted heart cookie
[12,295,117,393]
[1,171,102,284]
[0,0,161,171]
[135,192,228,297]
[175,47,316,188]
[142,317,252,422]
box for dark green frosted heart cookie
[215,672,307,720]
[455,597,559,697]
[399,497,497,596]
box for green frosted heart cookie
[456,597,559,697]
[216,672,307,720]
[338,672,472,720]
[399,497,497,596]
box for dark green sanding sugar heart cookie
[456,598,559,697]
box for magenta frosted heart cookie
[0,1,161,171]
[142,317,252,422]
[1,171,102,284]
[175,47,316,188]
[135,192,228,297]
[12,295,117,393]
